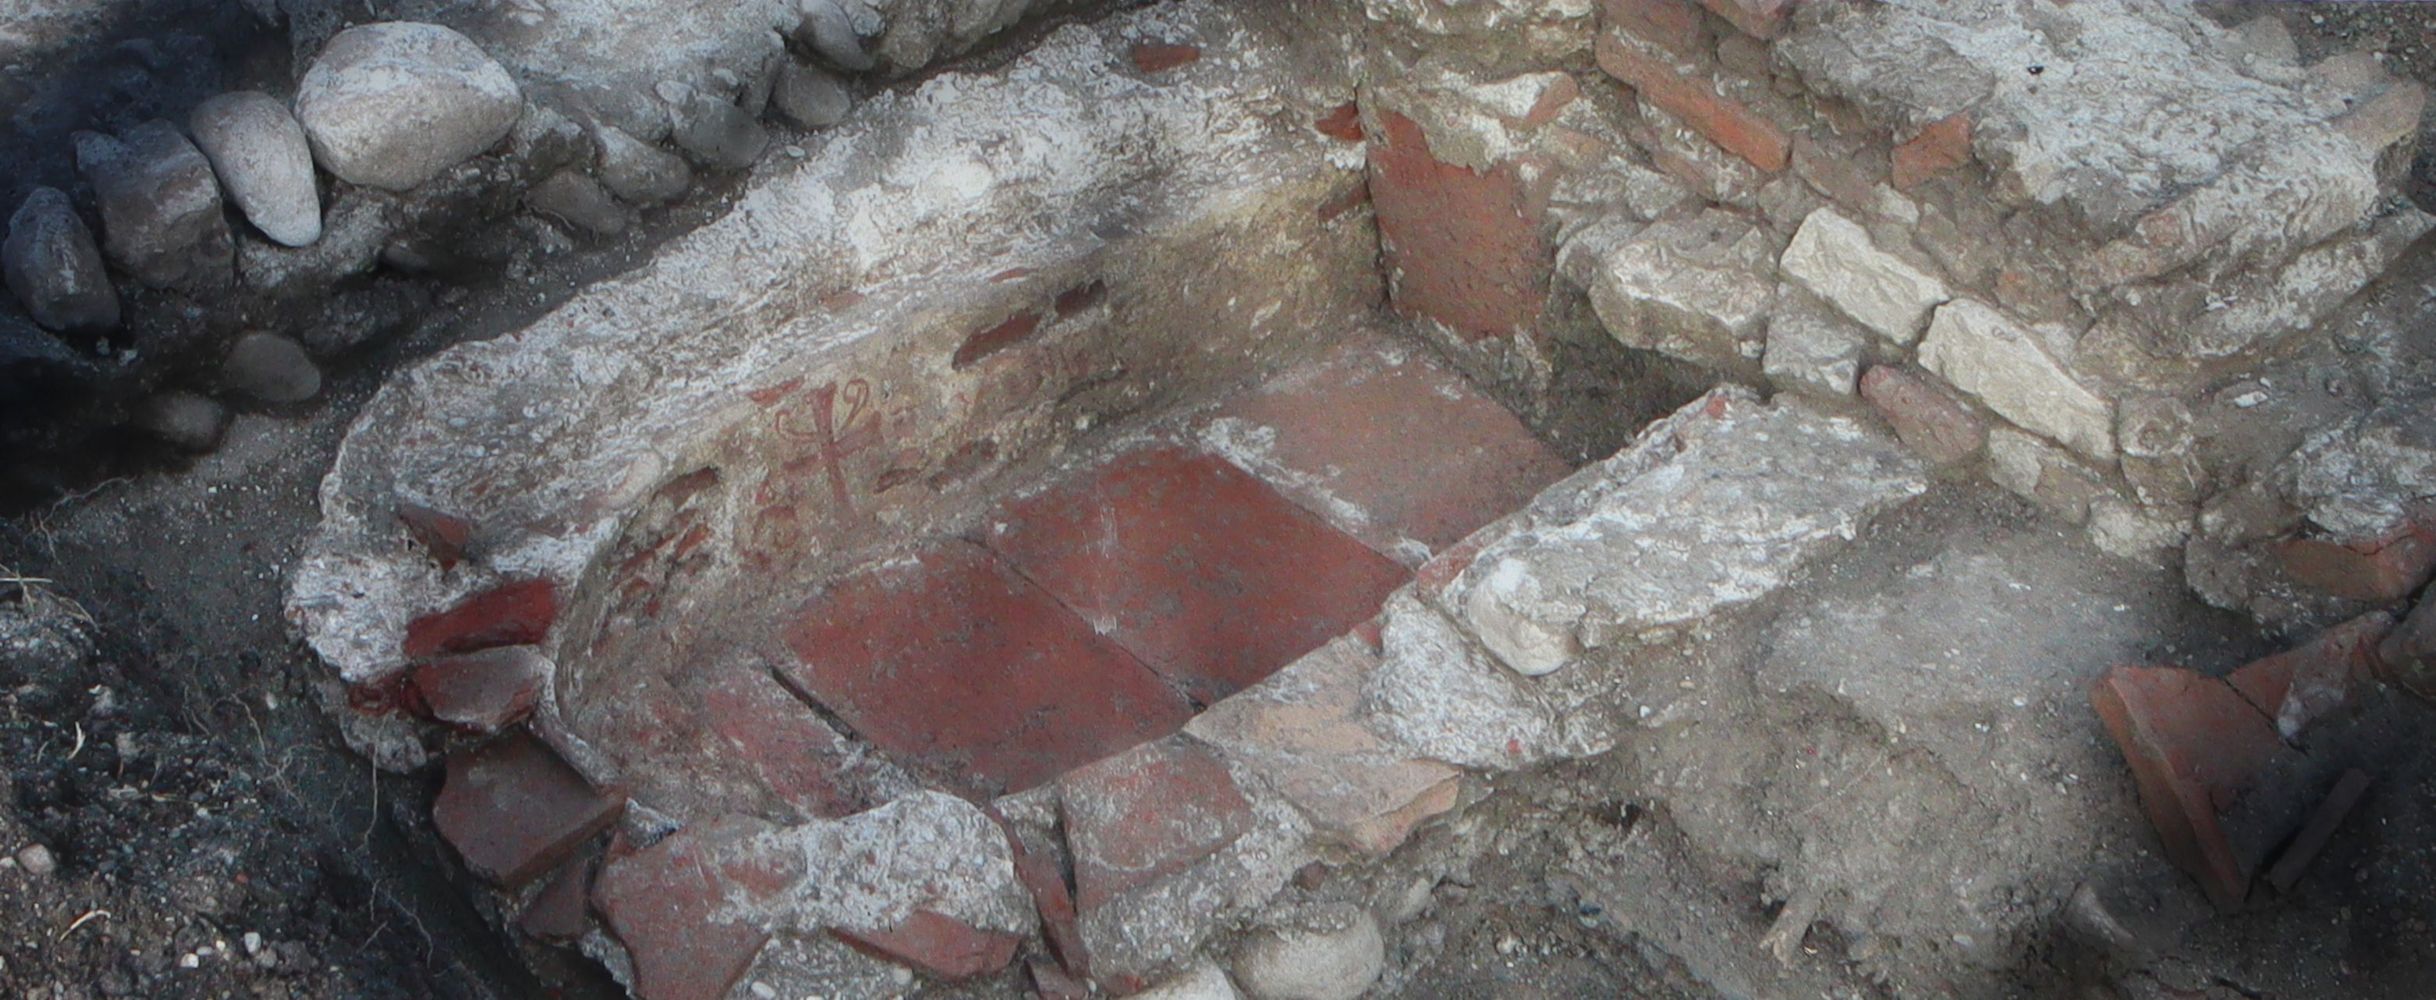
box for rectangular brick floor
[778,539,1195,795]
[1208,338,1572,563]
[983,446,1411,705]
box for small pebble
[15,843,56,877]
[242,931,262,955]
[221,331,322,403]
[178,953,199,969]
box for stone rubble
[294,22,524,191]
[75,120,234,291]
[1230,907,1384,1000]
[218,331,323,404]
[2,187,118,333]
[187,91,324,247]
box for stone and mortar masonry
[253,0,2436,997]
[1356,0,2436,625]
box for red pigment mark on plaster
[402,579,560,660]
[1366,110,1550,342]
[1129,42,1201,73]
[953,311,1046,369]
[769,378,885,517]
[989,266,1035,283]
[1891,112,1974,191]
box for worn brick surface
[1603,0,1705,56]
[410,645,547,734]
[1186,635,1463,856]
[1860,366,1985,465]
[2090,665,2291,907]
[432,730,624,887]
[2228,612,2393,738]
[690,664,872,819]
[1059,739,1254,911]
[833,910,1024,982]
[987,446,1410,704]
[1700,0,1790,39]
[1130,43,1202,73]
[1210,338,1570,563]
[402,579,559,660]
[595,816,798,1000]
[518,850,597,944]
[1597,29,1790,172]
[2276,522,2436,603]
[780,539,1194,795]
[1367,109,1550,342]
[1891,112,1973,190]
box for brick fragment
[1313,102,1364,143]
[396,502,474,570]
[2276,522,2436,603]
[402,579,558,660]
[2090,665,2291,907]
[1596,29,1789,172]
[833,911,1023,982]
[1130,43,1201,73]
[1699,0,1790,40]
[1602,0,1705,55]
[410,645,548,734]
[1859,366,1984,465]
[432,730,624,888]
[1060,739,1254,911]
[1891,112,1973,191]
[518,851,596,944]
[1366,110,1550,342]
[594,816,798,1000]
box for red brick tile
[986,447,1411,704]
[1059,739,1254,911]
[1860,366,1984,465]
[1700,0,1790,39]
[833,910,1023,982]
[1211,338,1570,562]
[403,579,559,660]
[433,730,625,888]
[1891,112,1973,191]
[594,816,797,1000]
[410,646,547,735]
[1367,109,1551,342]
[1596,29,1790,172]
[396,502,474,570]
[1130,43,1202,73]
[1314,102,1364,143]
[686,664,877,819]
[993,814,1087,976]
[518,850,597,944]
[2090,665,2291,907]
[779,540,1194,795]
[2276,520,2436,602]
[2227,612,2393,738]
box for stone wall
[1354,0,2436,625]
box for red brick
[2276,521,2436,603]
[2090,665,2291,907]
[1521,75,1582,127]
[402,579,559,660]
[410,646,548,735]
[1212,337,1570,562]
[1602,0,1705,55]
[779,539,1194,795]
[518,851,597,944]
[691,665,871,819]
[595,816,798,1000]
[2229,613,2393,729]
[1367,109,1551,342]
[1860,366,1985,465]
[397,502,474,570]
[835,910,1023,982]
[433,730,625,888]
[993,815,1087,976]
[2379,595,2436,700]
[1130,43,1201,73]
[1596,29,1790,172]
[1059,739,1254,911]
[1699,0,1790,39]
[1030,958,1091,999]
[986,446,1411,704]
[1890,112,1973,191]
[1314,102,1364,143]
[954,310,1045,369]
